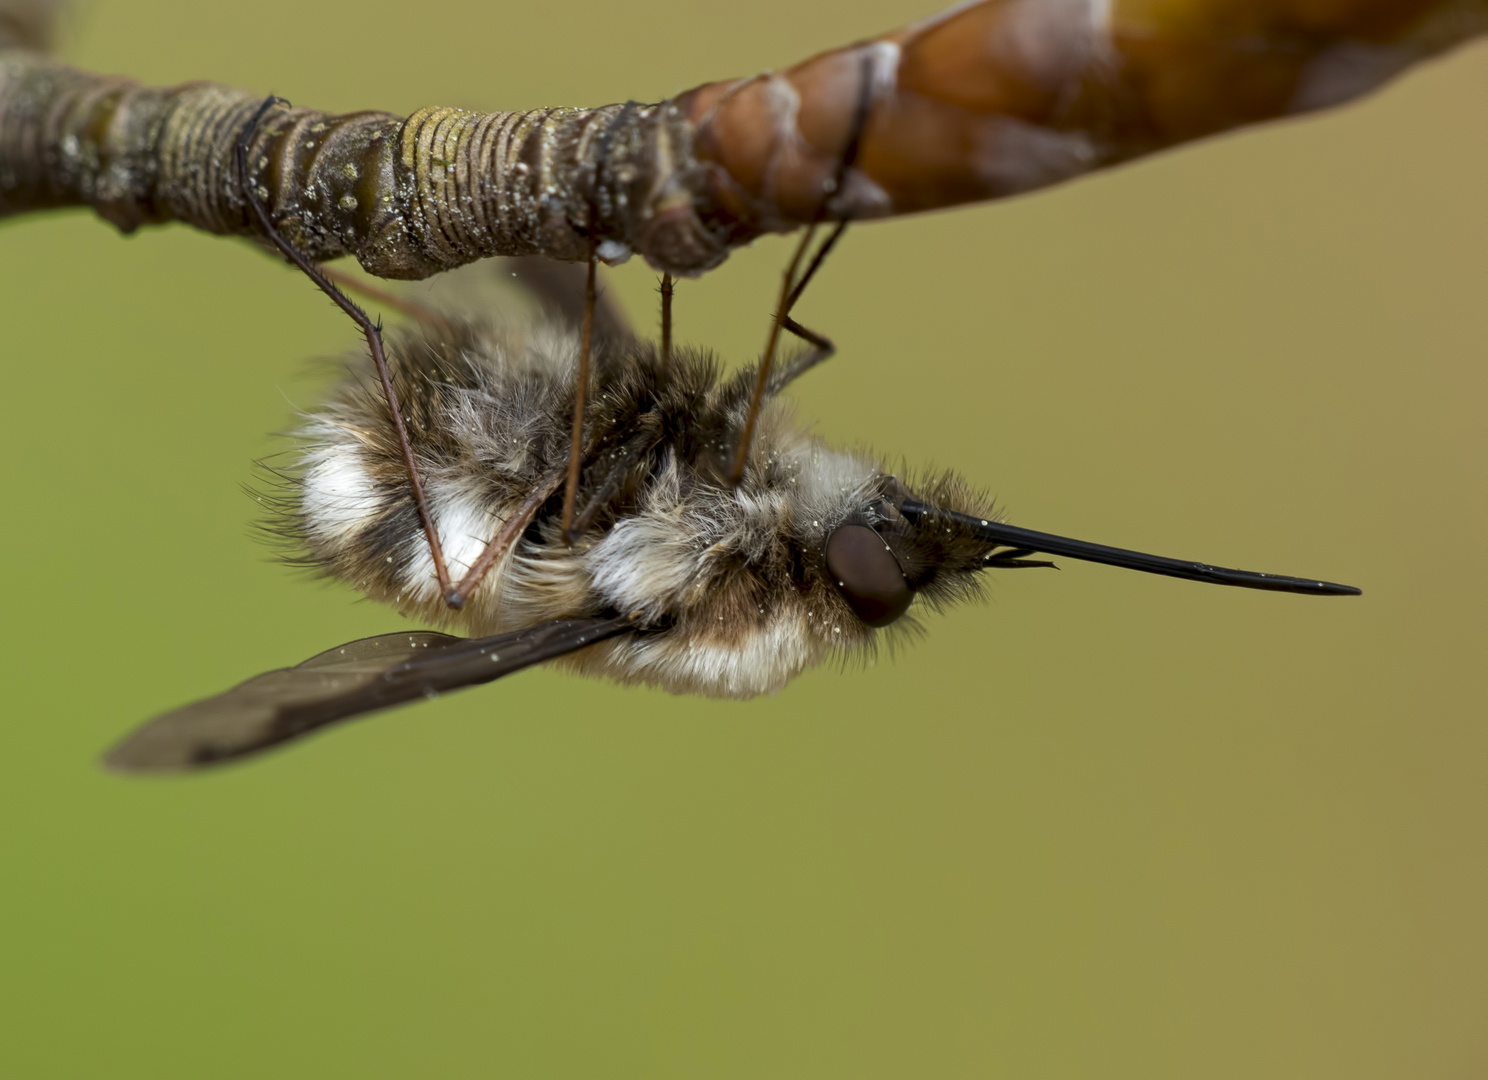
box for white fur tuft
[568,610,830,698]
[300,440,380,545]
[401,485,507,604]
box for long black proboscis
[899,501,1361,596]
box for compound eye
[825,524,913,628]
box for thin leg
[567,413,663,540]
[727,224,818,486]
[767,315,837,393]
[726,56,875,487]
[445,471,567,610]
[560,246,598,539]
[786,221,848,312]
[236,98,455,602]
[659,273,674,370]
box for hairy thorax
[291,319,896,698]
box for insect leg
[567,410,664,540]
[234,97,456,603]
[659,273,674,370]
[767,224,848,391]
[728,57,875,483]
[785,220,848,313]
[445,407,617,608]
[449,193,608,602]
[767,317,837,392]
[766,49,872,385]
[727,223,819,485]
[444,470,568,610]
[729,217,853,468]
[445,248,616,605]
[560,244,598,539]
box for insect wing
[104,616,637,773]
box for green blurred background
[2,1,1485,1076]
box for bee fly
[104,99,1360,773]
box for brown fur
[266,314,1006,697]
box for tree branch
[1,0,1483,279]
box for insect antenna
[235,96,456,603]
[728,55,876,486]
[983,547,1056,570]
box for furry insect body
[288,317,993,699]
[106,253,1358,771]
[104,285,1360,772]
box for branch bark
[1,0,1483,279]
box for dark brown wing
[104,616,637,773]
